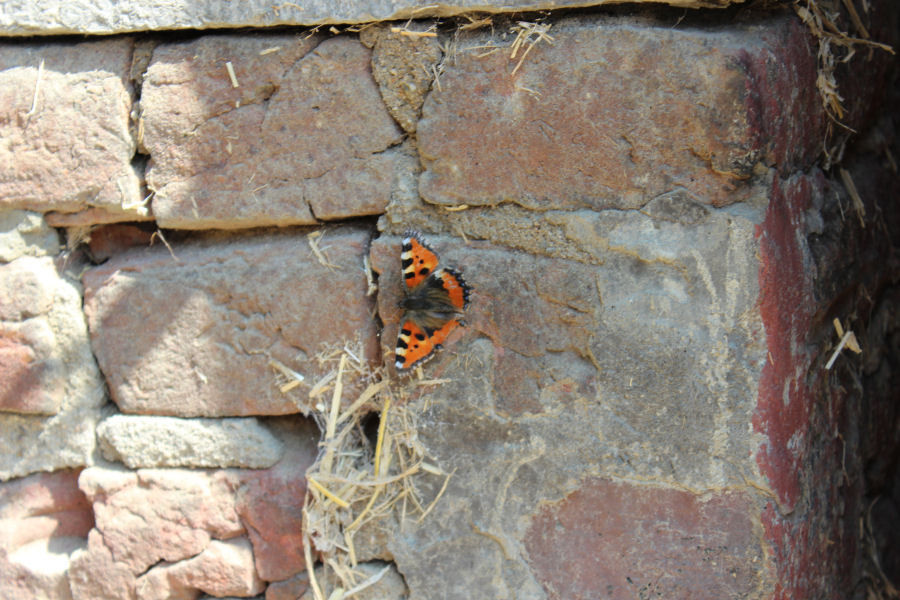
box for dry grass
[791,0,894,164]
[295,345,453,600]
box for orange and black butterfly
[394,231,471,371]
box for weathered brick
[526,479,765,598]
[142,34,407,229]
[96,414,284,469]
[0,210,59,262]
[0,469,93,553]
[0,1,741,37]
[418,15,821,210]
[235,418,318,581]
[83,226,377,417]
[0,39,142,219]
[78,466,244,575]
[0,257,106,480]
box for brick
[0,256,105,479]
[418,15,821,210]
[0,210,59,262]
[83,226,377,417]
[235,418,319,581]
[0,469,93,553]
[79,466,244,574]
[0,321,64,415]
[0,39,142,219]
[96,414,284,469]
[142,35,406,229]
[0,1,739,37]
[526,479,765,598]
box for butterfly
[394,231,472,371]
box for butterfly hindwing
[401,232,440,290]
[394,318,464,371]
[395,320,436,370]
[433,267,470,311]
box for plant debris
[295,345,452,599]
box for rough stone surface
[371,217,769,597]
[0,0,731,36]
[0,469,93,554]
[1,536,84,600]
[142,34,408,229]
[167,537,265,598]
[0,257,106,480]
[0,469,91,599]
[363,24,443,134]
[83,226,377,417]
[0,210,59,262]
[134,562,195,600]
[68,529,137,600]
[526,479,764,598]
[0,39,143,220]
[418,15,821,210]
[235,418,319,582]
[265,572,309,600]
[78,466,245,574]
[753,131,900,595]
[97,414,284,469]
[300,561,406,600]
[0,319,65,414]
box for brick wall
[1,2,898,599]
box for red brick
[142,34,406,229]
[0,39,142,218]
[0,469,93,553]
[526,479,766,599]
[419,15,821,211]
[83,226,377,417]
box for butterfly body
[395,232,471,371]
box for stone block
[83,226,377,417]
[97,414,284,469]
[142,34,407,228]
[0,1,733,37]
[0,257,106,480]
[0,210,59,262]
[371,217,769,596]
[418,15,821,210]
[78,466,244,574]
[0,39,143,220]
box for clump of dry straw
[289,343,452,599]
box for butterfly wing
[401,232,440,290]
[433,267,470,311]
[395,318,463,371]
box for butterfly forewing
[401,233,440,289]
